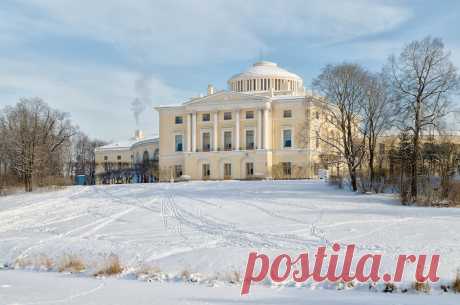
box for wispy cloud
[5,1,460,141]
[0,57,190,140]
[6,0,412,65]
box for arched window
[143,150,149,162]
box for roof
[95,136,159,152]
[228,61,303,82]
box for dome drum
[228,61,303,95]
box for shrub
[94,255,123,276]
[452,271,460,293]
[15,254,54,271]
[413,281,430,293]
[58,255,85,273]
[383,282,397,293]
[328,175,343,188]
[448,182,460,207]
[180,269,191,281]
[226,271,240,284]
[136,265,163,281]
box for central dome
[228,61,303,95]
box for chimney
[207,84,214,95]
[134,129,144,140]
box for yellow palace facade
[155,61,330,180]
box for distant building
[155,61,334,180]
[95,130,159,184]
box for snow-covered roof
[228,61,303,82]
[95,136,159,152]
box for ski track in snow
[1,180,460,284]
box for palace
[94,130,160,184]
[155,61,330,180]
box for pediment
[184,91,269,107]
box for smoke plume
[131,74,152,126]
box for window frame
[223,112,232,120]
[174,134,184,152]
[244,128,256,150]
[202,163,211,179]
[201,130,211,152]
[202,113,211,122]
[246,162,254,177]
[224,163,232,178]
[282,162,292,176]
[245,110,255,120]
[283,109,292,118]
[223,129,233,151]
[282,128,293,149]
[175,115,183,124]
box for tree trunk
[410,132,419,202]
[369,147,375,191]
[349,165,358,191]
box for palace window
[316,111,320,119]
[175,134,183,152]
[246,162,254,177]
[202,164,211,179]
[202,132,211,152]
[117,155,122,160]
[143,151,149,162]
[224,112,232,120]
[202,113,210,122]
[174,165,183,178]
[224,131,232,150]
[104,156,108,161]
[246,130,255,150]
[245,111,254,119]
[224,163,232,178]
[283,110,292,118]
[283,129,292,148]
[175,116,183,124]
[282,162,292,176]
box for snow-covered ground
[0,180,459,304]
[1,270,459,305]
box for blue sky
[1,0,460,142]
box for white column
[235,110,240,151]
[257,108,262,149]
[192,112,197,152]
[187,113,192,152]
[213,111,218,151]
[264,107,270,149]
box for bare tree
[0,98,77,192]
[361,73,395,190]
[387,37,460,202]
[72,132,106,185]
[312,63,369,191]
